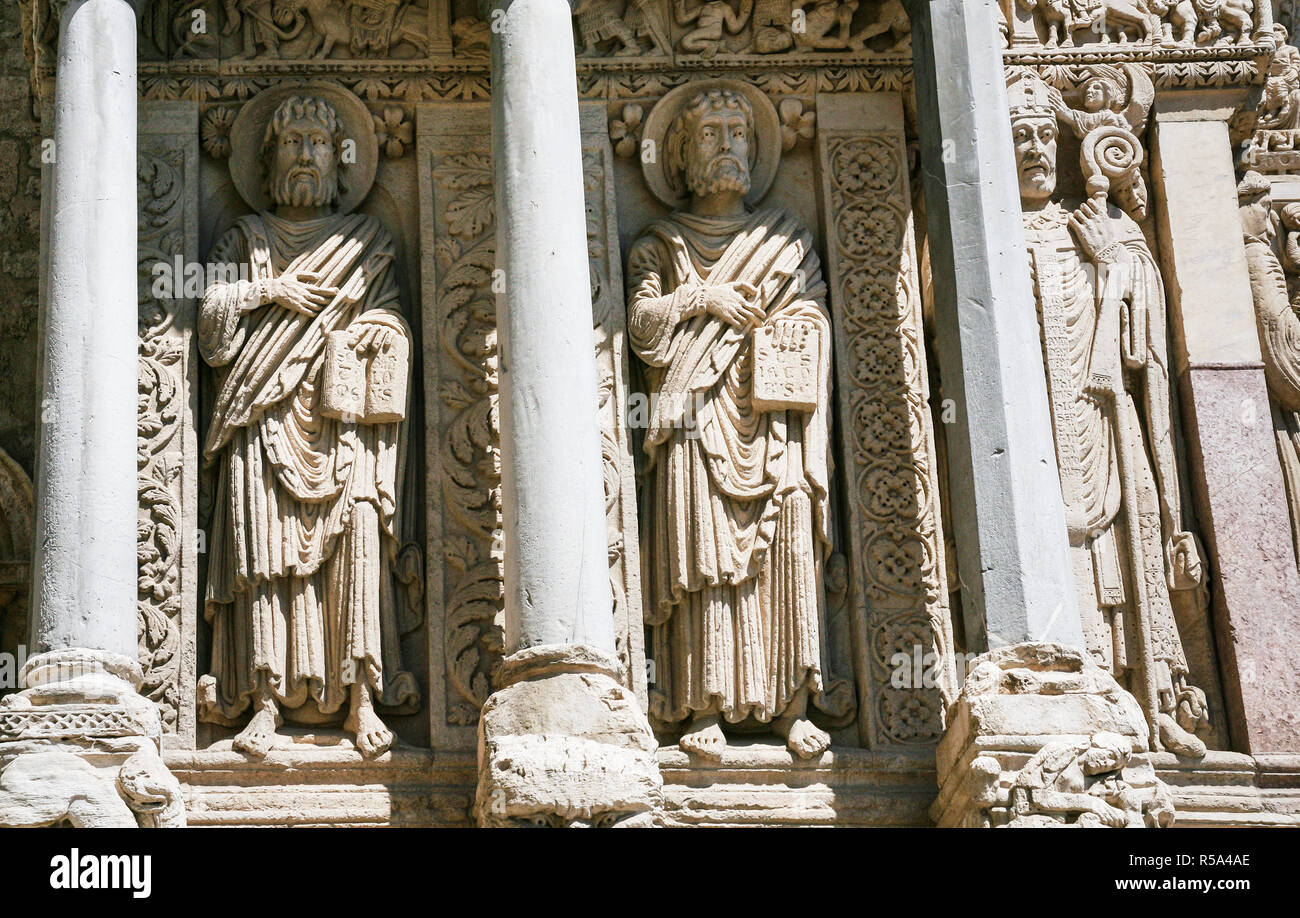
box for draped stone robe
[197,212,419,725]
[1023,199,1194,717]
[626,208,833,726]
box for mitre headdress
[1007,72,1058,121]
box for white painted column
[0,0,185,830]
[473,0,660,826]
[30,0,141,682]
[486,0,614,655]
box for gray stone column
[905,0,1081,650]
[908,1,1174,828]
[1151,103,1300,755]
[0,0,183,828]
[473,0,660,827]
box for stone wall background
[0,0,41,477]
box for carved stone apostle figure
[196,93,418,758]
[1009,72,1211,757]
[627,84,833,760]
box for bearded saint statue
[627,86,834,760]
[196,94,418,758]
[1009,72,1211,757]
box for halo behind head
[641,79,781,210]
[228,82,378,215]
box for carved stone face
[269,113,339,209]
[1239,192,1272,240]
[683,106,753,199]
[1012,115,1058,206]
[1082,79,1112,113]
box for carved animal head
[261,95,347,209]
[666,88,757,202]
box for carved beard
[271,164,338,209]
[686,152,752,198]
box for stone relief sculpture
[1017,0,1255,47]
[675,0,753,56]
[1238,171,1300,569]
[627,81,834,760]
[1009,71,1211,757]
[935,644,1177,828]
[195,86,420,758]
[1244,27,1300,169]
[1005,732,1174,827]
[574,0,672,56]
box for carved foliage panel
[418,102,644,748]
[137,102,201,746]
[815,93,955,748]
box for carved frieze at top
[1004,0,1273,52]
[18,0,1278,108]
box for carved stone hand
[700,281,763,329]
[1068,198,1122,264]
[263,270,338,316]
[1166,531,1203,591]
[350,323,396,355]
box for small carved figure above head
[674,0,753,57]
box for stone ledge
[165,746,477,827]
[1154,751,1300,826]
[158,742,1300,827]
[658,742,938,827]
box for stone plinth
[0,651,183,827]
[476,646,661,827]
[933,643,1176,828]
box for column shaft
[32,0,139,661]
[487,0,614,654]
[906,0,1081,649]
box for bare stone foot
[679,714,726,762]
[1158,713,1206,759]
[233,707,280,758]
[775,716,830,760]
[346,702,394,759]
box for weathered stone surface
[476,645,660,826]
[934,643,1176,828]
[4,0,1300,829]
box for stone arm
[673,0,704,25]
[626,234,704,367]
[1028,787,1127,826]
[198,228,261,368]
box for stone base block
[475,644,662,827]
[0,649,184,827]
[167,746,475,826]
[933,642,1176,828]
[659,743,937,826]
